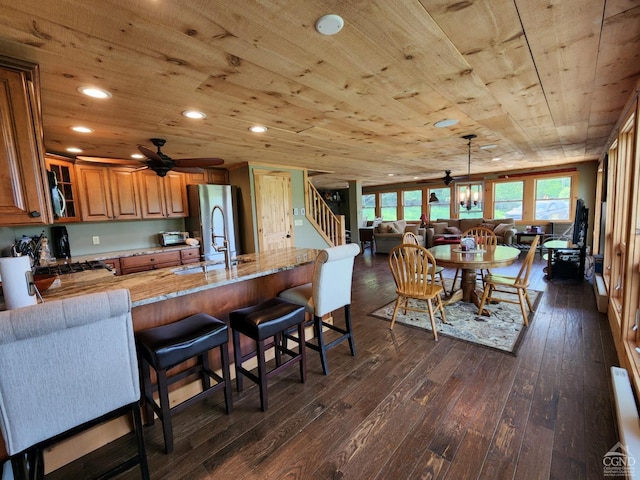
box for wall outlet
[92,236,100,245]
[293,207,299,216]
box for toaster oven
[159,231,189,246]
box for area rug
[369,281,542,355]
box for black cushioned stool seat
[230,298,306,411]
[136,313,232,453]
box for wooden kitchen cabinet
[120,250,181,275]
[137,170,188,218]
[76,164,141,221]
[185,168,229,185]
[46,154,81,222]
[180,246,200,264]
[0,56,52,225]
[103,257,121,276]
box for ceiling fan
[136,138,224,177]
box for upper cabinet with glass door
[45,154,81,223]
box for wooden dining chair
[450,226,498,295]
[477,234,539,326]
[388,244,447,340]
[402,231,446,286]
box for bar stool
[135,313,232,453]
[230,298,306,411]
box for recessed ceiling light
[315,14,344,35]
[434,119,458,128]
[183,110,206,119]
[77,87,112,99]
[413,176,420,180]
[70,126,93,133]
[480,144,498,150]
[66,147,83,153]
[131,154,145,159]
[492,157,502,162]
[249,125,268,133]
[387,173,395,177]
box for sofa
[426,217,518,247]
[372,219,426,254]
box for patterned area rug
[369,281,542,355]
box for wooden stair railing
[305,180,346,246]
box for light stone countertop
[39,247,319,308]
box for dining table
[428,243,521,315]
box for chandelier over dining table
[460,134,479,211]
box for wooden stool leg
[298,321,307,383]
[139,358,154,426]
[345,305,356,356]
[233,329,244,392]
[156,369,174,454]
[200,353,211,391]
[315,315,330,376]
[257,340,268,412]
[219,343,233,414]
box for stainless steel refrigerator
[185,184,240,263]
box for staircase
[305,180,347,246]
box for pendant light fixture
[460,134,479,211]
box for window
[380,192,398,220]
[457,183,483,219]
[535,177,571,221]
[362,194,376,223]
[428,187,451,222]
[403,190,422,222]
[494,181,523,219]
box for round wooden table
[428,244,521,314]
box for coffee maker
[50,226,71,261]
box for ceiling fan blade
[173,158,224,167]
[171,166,205,174]
[137,145,164,162]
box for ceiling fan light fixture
[78,87,112,99]
[249,125,268,133]
[182,110,206,119]
[443,170,453,186]
[66,147,83,153]
[70,126,93,133]
[315,14,344,35]
[434,119,458,128]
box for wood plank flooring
[48,251,620,479]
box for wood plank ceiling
[0,0,637,188]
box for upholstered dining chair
[388,244,447,340]
[477,234,540,326]
[402,231,446,286]
[450,226,498,295]
[0,289,149,480]
[278,243,360,375]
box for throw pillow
[493,223,512,236]
[432,222,449,235]
[479,222,497,231]
[445,226,462,235]
[387,223,401,233]
[404,224,419,235]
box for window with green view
[428,187,451,222]
[362,193,376,223]
[494,181,523,219]
[380,192,398,220]
[535,176,571,220]
[403,190,422,222]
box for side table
[359,227,374,253]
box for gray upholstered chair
[0,289,149,480]
[278,243,360,375]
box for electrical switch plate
[301,208,305,215]
[294,219,303,226]
[293,207,299,215]
[92,236,100,245]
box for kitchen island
[1,247,319,473]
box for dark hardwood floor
[49,249,620,479]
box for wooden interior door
[254,170,294,252]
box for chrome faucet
[211,205,231,269]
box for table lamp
[420,213,428,228]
